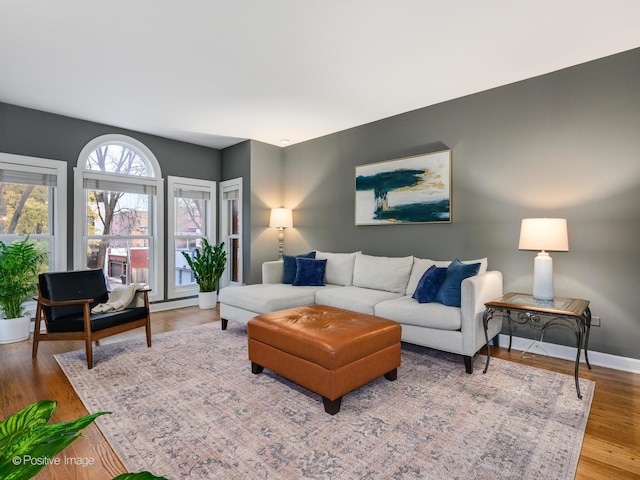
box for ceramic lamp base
[533,251,554,301]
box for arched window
[74,135,164,301]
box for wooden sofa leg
[221,318,228,330]
[464,355,473,374]
[384,368,397,381]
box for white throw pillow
[434,257,488,274]
[352,253,414,294]
[405,257,437,296]
[315,251,359,286]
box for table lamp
[269,207,293,259]
[518,218,569,300]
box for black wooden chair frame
[32,286,152,369]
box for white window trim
[74,134,164,302]
[167,176,217,300]
[0,152,67,270]
[220,177,243,287]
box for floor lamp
[518,218,569,301]
[269,208,293,259]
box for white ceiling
[1,1,639,149]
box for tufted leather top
[248,305,401,370]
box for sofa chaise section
[219,260,337,328]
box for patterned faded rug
[55,322,594,479]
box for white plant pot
[198,291,218,309]
[0,315,31,344]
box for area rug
[55,322,594,479]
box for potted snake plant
[181,238,227,309]
[0,237,47,344]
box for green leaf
[0,402,109,480]
[0,401,56,458]
[113,472,169,480]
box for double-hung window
[0,153,66,272]
[167,176,216,300]
[74,135,164,301]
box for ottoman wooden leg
[251,362,264,374]
[322,396,342,415]
[221,318,228,330]
[384,368,398,381]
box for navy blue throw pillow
[435,259,480,307]
[293,258,327,286]
[412,265,447,303]
[282,251,316,284]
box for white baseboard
[150,298,198,312]
[498,334,640,375]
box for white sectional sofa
[219,251,503,373]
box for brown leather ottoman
[247,305,401,414]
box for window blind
[0,168,57,187]
[84,177,157,195]
[174,187,211,200]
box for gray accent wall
[222,140,284,285]
[0,102,221,300]
[282,48,640,360]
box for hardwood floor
[1,306,638,479]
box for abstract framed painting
[355,149,451,225]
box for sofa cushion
[293,258,327,286]
[352,253,414,294]
[375,296,461,331]
[315,251,359,286]
[315,286,402,315]
[282,251,315,284]
[406,257,488,296]
[405,257,436,296]
[412,265,447,303]
[434,257,487,274]
[219,284,328,314]
[435,259,481,307]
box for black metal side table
[482,292,592,399]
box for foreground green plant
[0,400,167,480]
[114,472,168,479]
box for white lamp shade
[269,208,293,228]
[518,218,568,252]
